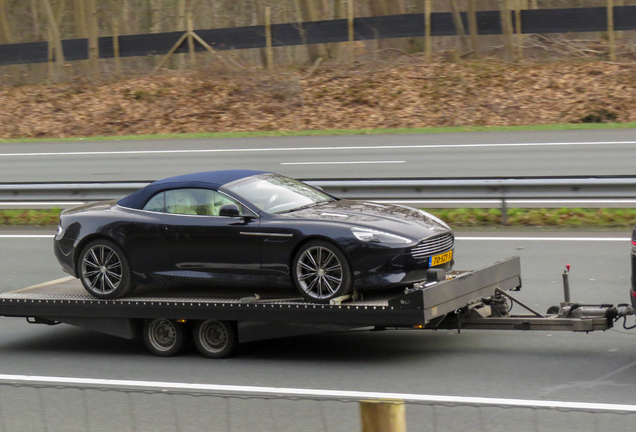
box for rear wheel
[143,318,188,357]
[78,239,136,299]
[193,320,237,359]
[292,240,352,303]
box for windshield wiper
[278,200,333,214]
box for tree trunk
[55,0,66,26]
[176,0,186,70]
[41,0,65,80]
[31,0,41,40]
[0,0,12,44]
[296,0,328,63]
[368,0,412,52]
[122,0,130,34]
[149,0,162,34]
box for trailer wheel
[143,319,187,357]
[193,320,237,359]
[78,239,136,299]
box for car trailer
[0,256,633,358]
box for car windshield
[224,174,335,214]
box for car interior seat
[166,190,197,215]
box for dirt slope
[0,58,634,139]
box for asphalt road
[0,229,634,431]
[2,129,636,182]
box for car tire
[193,320,238,359]
[292,240,353,303]
[78,239,136,299]
[143,318,188,357]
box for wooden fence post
[424,0,432,62]
[450,0,470,55]
[348,0,354,65]
[360,400,406,432]
[112,18,121,74]
[468,0,479,59]
[265,6,273,70]
[187,12,196,68]
[608,0,616,61]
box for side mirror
[219,203,240,217]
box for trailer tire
[78,239,136,299]
[143,318,188,357]
[193,320,237,359]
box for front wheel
[78,239,136,299]
[292,240,353,303]
[193,320,237,359]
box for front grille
[411,233,454,259]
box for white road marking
[0,374,633,412]
[0,202,84,206]
[0,235,54,238]
[0,140,635,158]
[0,235,629,241]
[456,237,630,241]
[379,199,636,205]
[281,161,404,165]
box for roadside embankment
[1,59,635,139]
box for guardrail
[3,176,636,203]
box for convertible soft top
[117,170,269,209]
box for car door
[157,188,263,283]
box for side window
[145,189,247,216]
[165,189,198,215]
[207,191,243,216]
[143,192,165,213]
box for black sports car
[54,170,454,303]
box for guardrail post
[360,399,406,432]
[501,199,508,225]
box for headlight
[418,209,451,230]
[351,227,412,244]
[55,225,65,240]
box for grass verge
[2,208,635,228]
[1,122,636,144]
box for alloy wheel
[296,246,343,300]
[81,244,123,295]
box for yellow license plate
[429,250,453,267]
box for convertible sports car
[54,170,455,303]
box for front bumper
[350,243,455,291]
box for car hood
[281,200,451,240]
